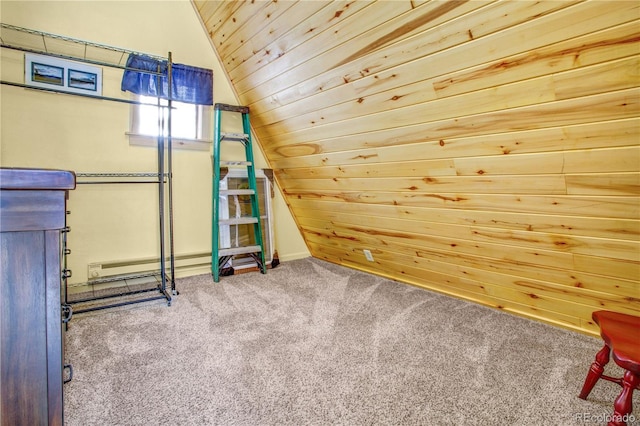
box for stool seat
[596,311,640,374]
[579,310,640,426]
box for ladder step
[220,160,252,167]
[219,217,258,226]
[218,245,262,256]
[220,132,249,142]
[220,189,255,196]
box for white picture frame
[25,53,102,96]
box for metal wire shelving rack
[0,23,177,313]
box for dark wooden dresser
[1,168,75,426]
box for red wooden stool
[579,310,640,426]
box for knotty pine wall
[193,0,640,335]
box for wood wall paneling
[195,0,640,336]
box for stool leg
[607,370,639,426]
[579,343,610,399]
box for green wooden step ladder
[211,103,266,282]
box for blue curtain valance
[121,54,213,105]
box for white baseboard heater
[86,252,209,282]
[85,250,274,283]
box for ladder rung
[218,245,262,256]
[220,132,249,142]
[220,189,255,196]
[219,217,259,226]
[220,160,252,167]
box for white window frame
[127,95,212,151]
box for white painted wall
[0,0,309,284]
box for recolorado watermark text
[573,412,637,424]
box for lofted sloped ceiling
[193,0,640,335]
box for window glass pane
[171,101,197,139]
[137,95,197,139]
[137,97,161,136]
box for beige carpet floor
[63,257,638,425]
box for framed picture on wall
[25,53,102,96]
[31,62,64,86]
[68,69,98,92]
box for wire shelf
[0,23,165,70]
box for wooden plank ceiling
[193,0,640,335]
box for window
[120,55,213,150]
[127,95,212,150]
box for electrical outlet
[363,249,374,262]
[87,263,102,279]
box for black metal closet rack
[0,23,177,313]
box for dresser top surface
[0,168,76,190]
